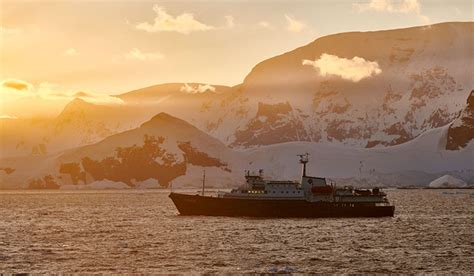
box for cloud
[63,48,79,56]
[35,82,123,104]
[0,79,122,104]
[136,5,214,34]
[354,0,430,24]
[285,14,306,33]
[354,0,420,13]
[258,21,273,29]
[0,26,21,35]
[0,115,18,119]
[0,79,124,118]
[225,15,235,28]
[303,53,382,82]
[180,83,216,94]
[125,48,164,61]
[1,79,33,91]
[74,92,124,105]
[38,86,123,105]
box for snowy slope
[241,125,473,181]
[1,113,472,189]
[206,22,473,148]
[428,175,468,188]
[0,113,243,189]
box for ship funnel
[297,153,310,177]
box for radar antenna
[297,153,310,177]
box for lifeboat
[311,185,333,194]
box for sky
[0,0,473,117]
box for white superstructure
[220,153,390,204]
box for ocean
[0,189,472,273]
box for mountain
[204,22,473,148]
[0,112,244,189]
[116,83,235,134]
[1,112,472,189]
[446,90,474,150]
[117,83,232,103]
[1,22,473,161]
[57,112,245,187]
[0,98,150,158]
[0,116,53,157]
[241,124,473,186]
[0,83,232,158]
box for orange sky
[1,0,473,117]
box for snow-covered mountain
[204,22,473,148]
[0,22,473,189]
[0,112,243,189]
[4,22,471,159]
[247,126,473,186]
[1,111,472,189]
[0,83,231,158]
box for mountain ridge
[209,22,473,148]
[0,22,472,159]
[1,110,472,189]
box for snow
[87,180,130,189]
[258,116,268,123]
[60,180,130,189]
[241,124,473,180]
[60,184,86,190]
[428,175,468,188]
[132,178,160,189]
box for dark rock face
[232,102,312,147]
[366,122,413,148]
[80,135,186,187]
[230,23,472,148]
[28,175,60,189]
[177,142,230,172]
[58,134,230,187]
[446,90,474,150]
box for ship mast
[202,169,206,196]
[298,153,310,177]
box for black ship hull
[169,192,395,218]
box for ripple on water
[0,189,472,273]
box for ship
[169,154,395,218]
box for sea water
[0,189,472,273]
